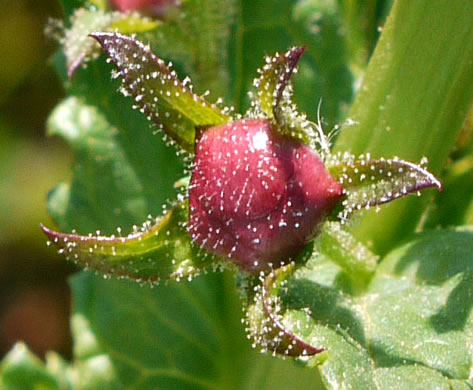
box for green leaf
[0,316,119,390]
[42,314,118,390]
[92,32,231,153]
[328,155,442,220]
[338,0,388,77]
[42,200,221,283]
[46,94,183,235]
[333,0,473,254]
[66,270,323,389]
[62,8,158,78]
[426,156,473,228]
[0,343,61,390]
[99,0,353,128]
[257,228,473,389]
[426,106,473,227]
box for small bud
[109,0,181,17]
[188,119,343,273]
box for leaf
[338,0,388,77]
[333,0,473,254]
[50,313,120,390]
[91,32,231,153]
[46,94,183,235]
[65,270,323,389]
[246,224,378,358]
[426,106,473,228]
[0,317,120,390]
[0,343,61,390]
[0,343,60,390]
[42,201,221,283]
[259,228,473,389]
[328,155,442,220]
[62,8,158,78]
[430,156,473,227]
[133,0,237,103]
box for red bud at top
[109,0,180,17]
[188,119,343,273]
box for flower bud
[188,119,343,273]
[109,0,180,17]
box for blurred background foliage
[0,0,73,360]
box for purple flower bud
[188,119,344,273]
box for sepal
[91,32,231,152]
[251,47,320,146]
[60,8,158,78]
[328,154,442,220]
[42,201,221,284]
[245,265,324,357]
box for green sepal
[91,32,232,153]
[62,8,158,79]
[42,201,222,284]
[328,154,442,220]
[315,222,378,291]
[250,47,318,146]
[245,265,324,358]
[245,222,378,358]
[253,47,304,120]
